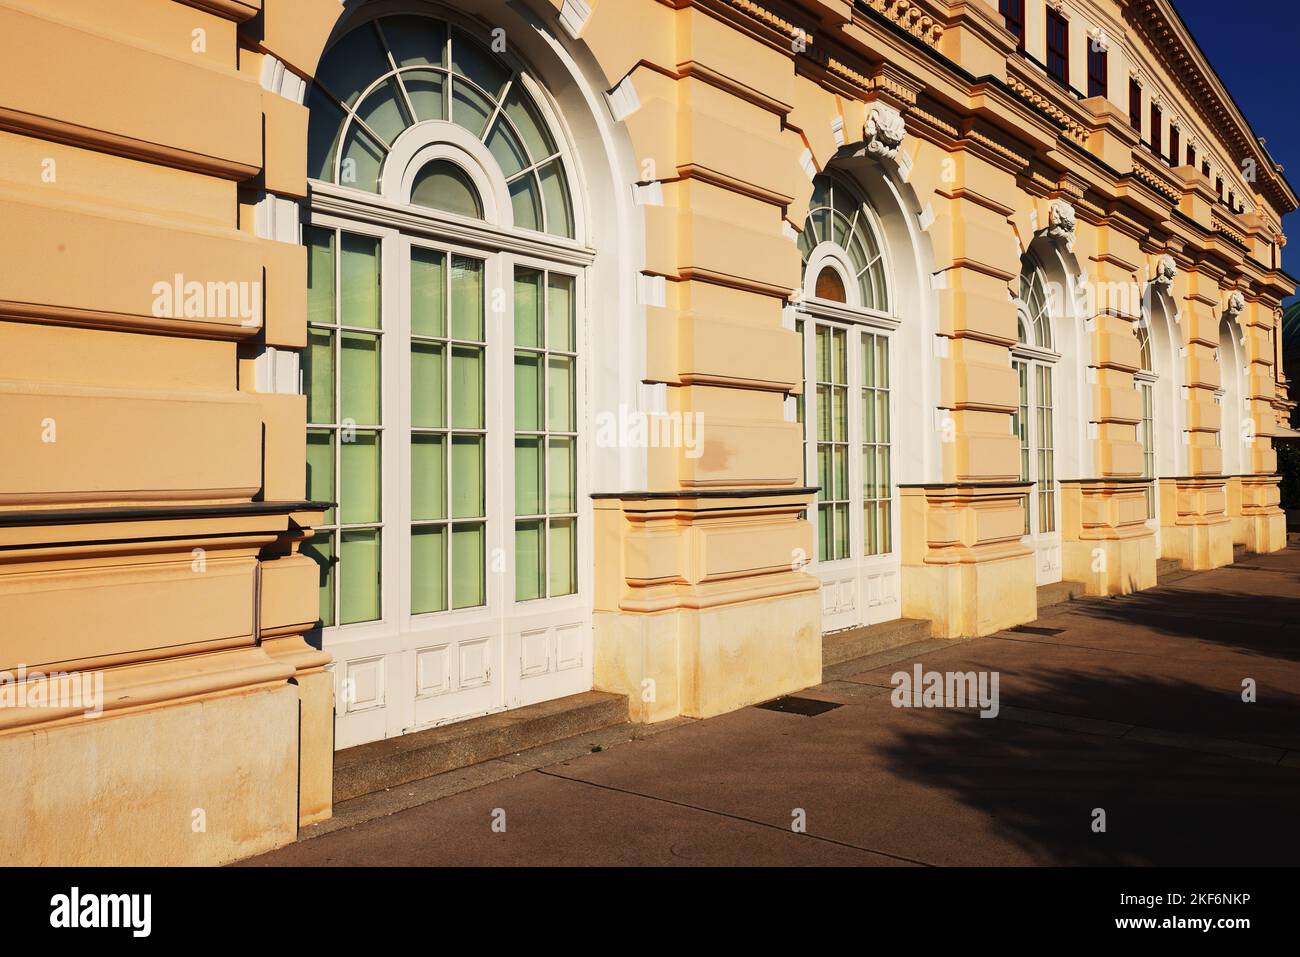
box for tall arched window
[1135,322,1157,518]
[302,11,590,744]
[796,173,900,630]
[1217,318,1247,474]
[1012,256,1060,583]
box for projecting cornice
[1122,0,1297,215]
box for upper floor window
[1202,160,1211,178]
[1188,143,1197,169]
[1045,9,1070,86]
[999,0,1026,52]
[1169,126,1180,167]
[1087,45,1107,99]
[1150,103,1162,156]
[1216,176,1224,199]
[1128,78,1142,132]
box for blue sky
[1170,0,1299,297]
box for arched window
[1217,318,1246,474]
[795,172,900,631]
[307,13,575,236]
[1134,322,1156,517]
[1011,258,1059,569]
[302,11,590,741]
[798,175,889,312]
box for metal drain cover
[754,696,842,716]
[1009,624,1066,636]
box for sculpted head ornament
[1226,290,1246,317]
[1045,199,1076,240]
[864,104,906,161]
[1152,254,1177,288]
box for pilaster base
[1062,531,1156,596]
[594,589,822,722]
[902,550,1035,637]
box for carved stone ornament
[1044,199,1076,241]
[1226,290,1246,317]
[863,103,905,161]
[1152,254,1177,289]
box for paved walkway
[246,547,1300,866]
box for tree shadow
[874,660,1300,865]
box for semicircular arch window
[306,13,575,237]
[1019,261,1053,350]
[797,174,889,312]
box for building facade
[1,0,1294,864]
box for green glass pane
[818,504,832,562]
[539,160,573,238]
[865,501,877,555]
[450,29,510,99]
[863,391,876,443]
[340,233,380,329]
[339,122,385,192]
[833,329,846,382]
[451,434,484,518]
[514,352,542,432]
[411,247,445,338]
[301,531,334,627]
[515,520,545,602]
[450,77,494,138]
[410,525,447,615]
[514,268,543,347]
[451,345,484,429]
[547,355,574,432]
[317,22,389,107]
[451,257,483,341]
[548,518,576,597]
[502,85,556,162]
[833,445,847,500]
[877,391,890,442]
[306,429,335,523]
[548,437,575,513]
[862,335,875,388]
[306,86,345,181]
[832,386,846,441]
[379,15,447,68]
[547,274,575,352]
[817,444,831,500]
[877,338,890,386]
[834,503,849,560]
[815,326,830,381]
[411,160,483,218]
[863,445,876,499]
[816,384,830,441]
[341,332,380,425]
[306,226,335,326]
[486,118,529,180]
[340,529,381,624]
[341,431,380,525]
[411,434,445,521]
[509,174,542,232]
[354,77,413,147]
[877,446,891,498]
[403,69,446,122]
[451,522,485,609]
[306,328,334,424]
[515,436,543,516]
[411,341,445,428]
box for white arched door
[302,11,593,747]
[796,175,902,631]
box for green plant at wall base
[1279,441,1300,511]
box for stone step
[333,691,629,803]
[1155,556,1183,577]
[822,617,931,672]
[1036,579,1087,611]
